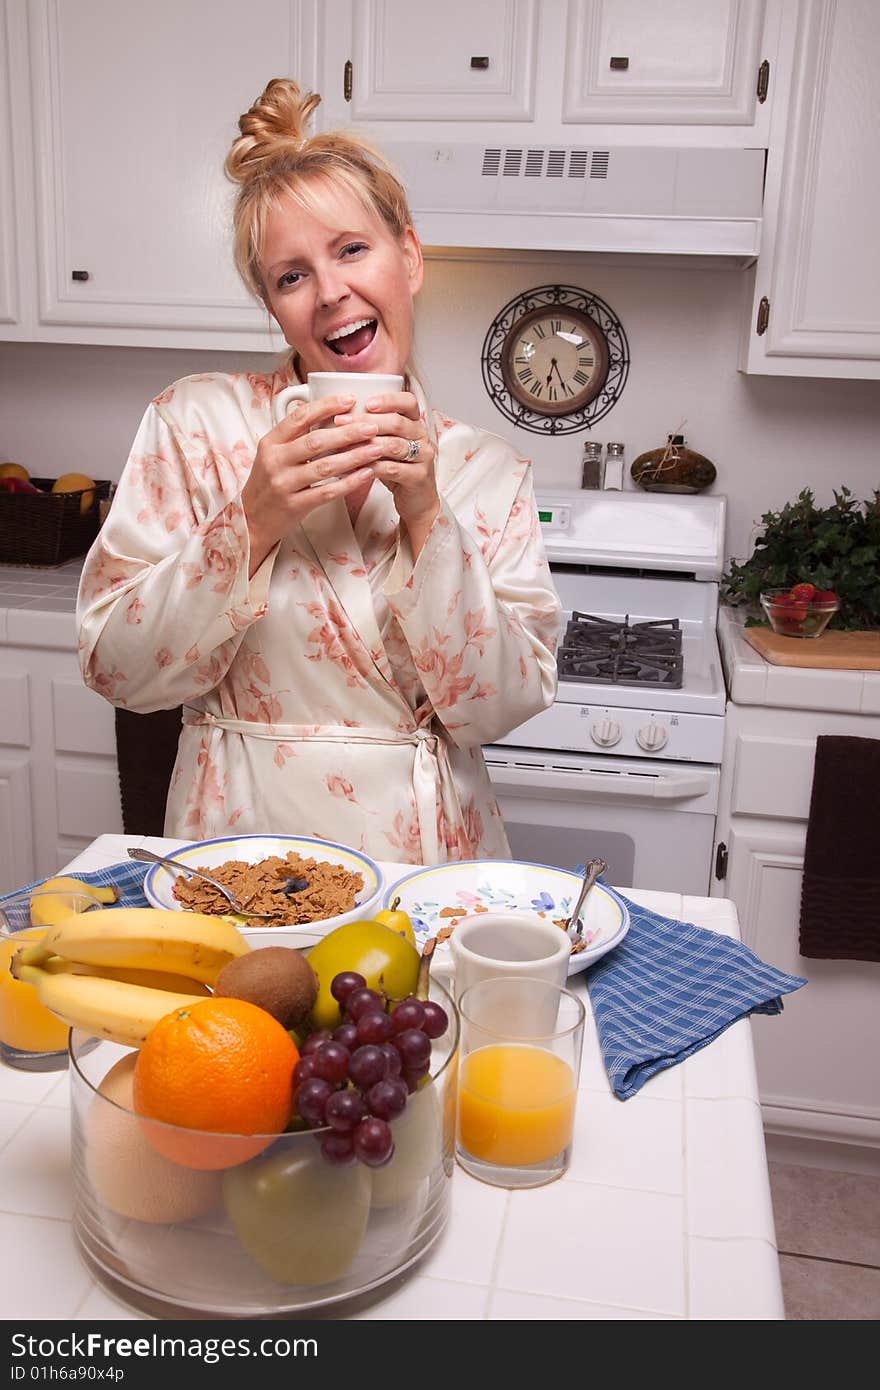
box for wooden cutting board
[743,626,880,669]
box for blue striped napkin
[584,889,807,1100]
[0,862,150,920]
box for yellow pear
[51,472,97,515]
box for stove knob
[591,718,622,748]
[637,723,668,752]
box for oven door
[483,746,720,896]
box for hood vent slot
[483,146,611,181]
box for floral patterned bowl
[383,860,629,977]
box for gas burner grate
[558,612,684,688]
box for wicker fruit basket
[0,477,111,566]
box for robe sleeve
[76,401,276,712]
[382,464,561,748]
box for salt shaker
[580,440,603,489]
[603,442,625,490]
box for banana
[11,960,205,1049]
[29,876,119,924]
[41,956,212,996]
[14,907,250,985]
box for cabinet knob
[609,56,629,71]
[470,56,490,70]
[71,270,90,282]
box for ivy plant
[721,487,880,630]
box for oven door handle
[486,762,715,801]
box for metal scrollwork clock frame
[480,284,630,437]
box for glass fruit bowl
[68,948,458,1318]
[759,587,840,639]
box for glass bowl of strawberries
[760,583,840,638]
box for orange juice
[458,1044,576,1167]
[0,929,70,1053]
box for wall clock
[480,285,630,437]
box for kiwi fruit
[214,946,318,1028]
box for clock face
[480,285,630,437]
[503,306,609,416]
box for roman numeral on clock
[573,369,588,386]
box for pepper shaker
[581,440,603,489]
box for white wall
[2,251,879,561]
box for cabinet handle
[343,59,353,102]
[609,56,629,71]
[470,56,489,70]
[714,842,728,880]
[756,58,770,103]
[71,270,90,282]
[756,296,770,336]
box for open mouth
[325,318,378,358]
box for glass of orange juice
[0,889,99,1071]
[456,978,585,1188]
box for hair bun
[225,78,321,185]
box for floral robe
[77,364,561,865]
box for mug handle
[272,383,310,425]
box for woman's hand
[242,395,382,575]
[338,389,440,558]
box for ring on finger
[405,438,421,462]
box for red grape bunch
[292,970,449,1168]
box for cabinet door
[319,0,538,127]
[0,0,35,338]
[742,0,880,377]
[26,0,317,350]
[562,0,768,127]
[726,820,880,1150]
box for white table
[0,835,785,1321]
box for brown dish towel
[799,735,880,962]
[114,706,182,836]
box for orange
[0,462,30,483]
[51,472,96,515]
[132,997,299,1170]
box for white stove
[484,489,727,895]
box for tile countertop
[719,605,880,715]
[0,834,785,1322]
[0,559,81,649]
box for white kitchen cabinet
[740,0,880,377]
[318,0,782,146]
[1,0,319,351]
[0,0,36,338]
[0,605,123,895]
[712,696,880,1158]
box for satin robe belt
[181,708,464,866]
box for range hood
[383,142,764,260]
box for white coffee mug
[273,372,404,426]
[450,912,572,1002]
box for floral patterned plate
[383,860,629,977]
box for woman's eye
[341,242,368,258]
[276,269,302,290]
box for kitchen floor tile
[779,1254,880,1320]
[497,1180,685,1316]
[490,1288,680,1319]
[0,1213,91,1318]
[769,1162,880,1266]
[0,1099,32,1151]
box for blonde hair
[225,77,414,303]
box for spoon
[127,847,280,919]
[565,858,607,942]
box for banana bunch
[10,907,251,1048]
[30,876,119,925]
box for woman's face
[259,181,423,377]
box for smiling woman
[74,77,561,866]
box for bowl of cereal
[142,835,384,937]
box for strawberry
[812,589,838,605]
[789,582,817,603]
